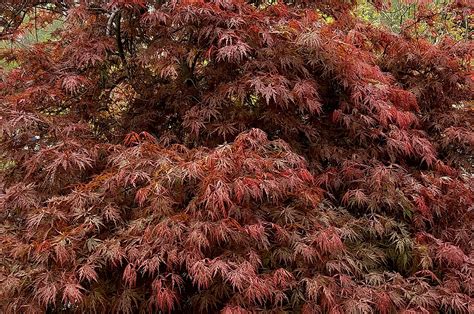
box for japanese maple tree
[0,0,473,313]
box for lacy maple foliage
[0,0,473,313]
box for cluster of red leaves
[0,0,473,313]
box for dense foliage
[0,0,473,313]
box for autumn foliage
[0,0,473,313]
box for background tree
[0,0,473,313]
[357,0,472,41]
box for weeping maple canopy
[0,0,473,313]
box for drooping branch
[115,11,126,65]
[105,8,119,37]
[0,1,68,40]
[106,8,126,64]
